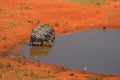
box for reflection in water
[22,41,55,61]
[21,45,53,61]
[30,46,52,59]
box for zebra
[30,24,55,46]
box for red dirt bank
[0,0,120,80]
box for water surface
[21,30,120,75]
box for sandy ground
[0,0,120,80]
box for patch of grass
[0,8,7,15]
[56,0,108,6]
[9,13,15,17]
[2,37,7,40]
[21,5,32,10]
[0,27,3,31]
[87,76,102,80]
[19,12,25,16]
[61,66,68,71]
[23,73,29,77]
[112,0,120,2]
[107,10,117,23]
[48,70,51,74]
[6,62,11,67]
[0,62,3,68]
[39,75,56,79]
[22,62,25,65]
[54,71,59,74]
[0,73,2,78]
[36,21,40,25]
[24,5,32,10]
[30,72,39,78]
[71,79,79,80]
[8,21,16,27]
[37,64,41,67]
[107,12,116,20]
[19,20,30,26]
[1,53,8,57]
[17,75,23,80]
[54,22,60,27]
[0,8,3,12]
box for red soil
[0,0,120,80]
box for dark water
[21,30,120,75]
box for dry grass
[56,0,108,6]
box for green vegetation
[56,0,108,6]
[0,62,3,68]
[87,75,102,80]
[8,21,16,27]
[30,72,39,78]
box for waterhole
[21,30,120,75]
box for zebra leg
[48,40,53,47]
[40,41,43,46]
